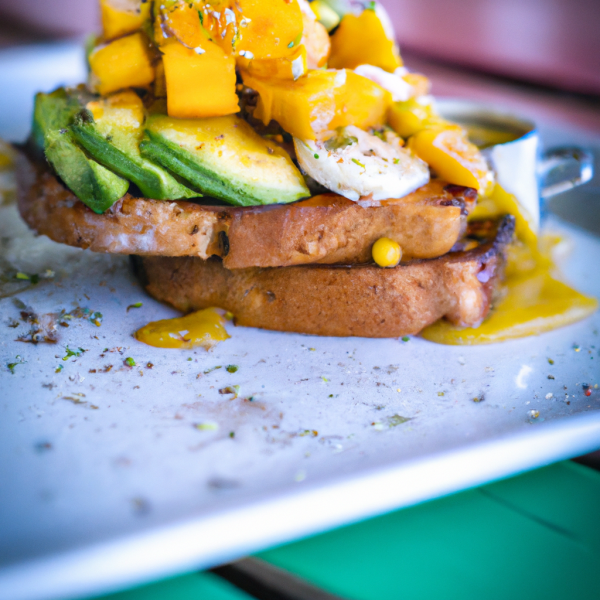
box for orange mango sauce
[135,308,230,349]
[421,185,598,345]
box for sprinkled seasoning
[90,312,103,327]
[124,357,136,367]
[63,346,86,361]
[7,355,25,374]
[388,415,411,427]
[528,409,540,419]
[219,385,240,398]
[195,422,219,431]
[127,303,143,312]
[547,358,554,365]
[226,365,239,373]
[299,430,318,437]
[351,158,365,168]
[401,336,410,342]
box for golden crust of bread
[16,150,476,269]
[135,217,515,338]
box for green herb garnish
[90,311,103,327]
[219,385,240,398]
[388,415,411,427]
[7,355,25,374]
[324,130,358,151]
[124,357,136,367]
[63,346,86,361]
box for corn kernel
[372,237,402,267]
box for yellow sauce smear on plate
[135,307,230,349]
[421,185,598,345]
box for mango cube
[387,97,445,138]
[234,0,304,60]
[162,39,238,118]
[408,127,492,191]
[157,1,204,49]
[329,8,402,72]
[100,0,151,41]
[242,69,391,140]
[239,45,307,80]
[89,32,155,95]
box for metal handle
[539,146,594,199]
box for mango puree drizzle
[135,307,230,349]
[421,185,598,345]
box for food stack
[17,0,514,337]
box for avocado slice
[32,89,128,213]
[140,114,310,207]
[70,91,199,201]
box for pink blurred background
[0,0,599,94]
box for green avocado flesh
[141,114,310,207]
[32,90,128,213]
[70,105,198,201]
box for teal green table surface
[95,461,600,600]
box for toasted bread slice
[17,150,476,269]
[134,217,515,338]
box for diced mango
[408,126,492,191]
[242,69,391,140]
[239,45,307,80]
[329,8,402,72]
[89,32,155,95]
[387,97,445,138]
[234,0,304,60]
[157,1,204,49]
[162,39,238,118]
[196,1,238,54]
[100,0,151,41]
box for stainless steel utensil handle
[539,146,594,199]
[211,557,349,600]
